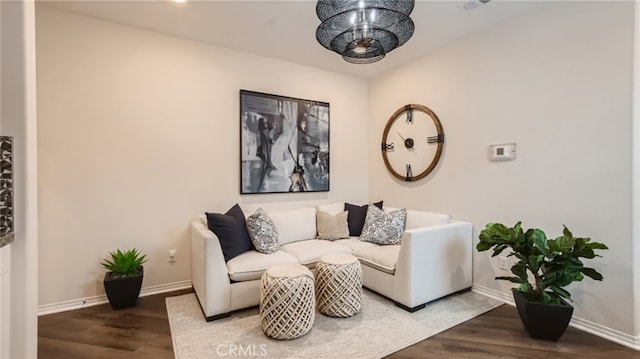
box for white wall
[1,0,38,358]
[35,6,369,307]
[633,0,640,340]
[0,247,9,359]
[369,1,635,336]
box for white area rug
[167,290,502,359]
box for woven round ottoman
[260,263,315,340]
[315,253,363,317]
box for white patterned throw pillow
[316,210,350,240]
[360,205,407,245]
[246,208,279,254]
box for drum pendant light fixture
[315,0,415,64]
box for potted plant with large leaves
[101,248,147,310]
[477,222,607,341]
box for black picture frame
[240,90,330,194]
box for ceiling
[39,0,542,80]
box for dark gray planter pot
[103,266,143,310]
[512,288,573,341]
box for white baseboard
[472,284,640,351]
[38,280,192,316]
[471,283,514,305]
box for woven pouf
[315,253,363,317]
[260,263,315,340]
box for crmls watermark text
[216,344,268,357]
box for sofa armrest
[191,220,232,318]
[393,220,473,308]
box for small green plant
[477,222,607,304]
[101,248,147,279]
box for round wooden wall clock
[381,104,444,182]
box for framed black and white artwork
[0,136,13,247]
[240,90,329,194]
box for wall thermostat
[489,143,516,161]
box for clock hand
[398,132,416,153]
[398,134,415,152]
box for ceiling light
[462,0,491,12]
[315,0,415,65]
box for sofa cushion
[360,205,407,245]
[316,210,350,240]
[345,201,383,236]
[333,238,378,254]
[267,207,317,245]
[246,208,279,254]
[405,210,451,230]
[205,204,253,262]
[280,240,353,267]
[356,245,401,275]
[227,250,299,282]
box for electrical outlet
[169,249,176,263]
[499,256,508,270]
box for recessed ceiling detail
[40,1,540,79]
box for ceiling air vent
[462,0,491,12]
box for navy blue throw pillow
[206,204,253,262]
[344,201,383,237]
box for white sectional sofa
[191,203,473,321]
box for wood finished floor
[38,289,640,359]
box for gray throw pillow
[316,210,350,240]
[246,208,279,254]
[360,205,407,245]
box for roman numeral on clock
[406,164,413,181]
[427,134,444,144]
[405,109,414,124]
[382,142,395,151]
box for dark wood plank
[387,305,640,359]
[38,289,192,358]
[39,289,640,358]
